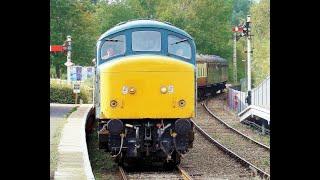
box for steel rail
[119,166,128,180]
[192,120,270,179]
[119,165,193,180]
[177,165,193,180]
[202,101,270,150]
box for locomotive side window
[168,35,191,59]
[132,31,161,51]
[101,35,126,60]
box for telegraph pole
[233,32,237,84]
[64,35,73,84]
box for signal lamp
[246,15,251,23]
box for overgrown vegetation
[87,124,118,180]
[50,80,93,104]
[50,0,269,86]
[250,0,270,86]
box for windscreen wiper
[105,39,123,42]
[170,39,188,45]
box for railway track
[119,165,192,180]
[179,130,255,179]
[203,100,270,150]
[192,97,270,177]
[114,93,270,179]
[192,120,270,179]
[206,93,270,146]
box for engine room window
[132,31,161,51]
[168,35,191,59]
[101,35,126,60]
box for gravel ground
[206,93,270,146]
[126,170,183,179]
[194,99,270,175]
[180,131,258,180]
[123,164,183,180]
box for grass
[64,106,78,117]
[87,123,118,180]
[50,106,78,179]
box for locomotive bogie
[98,119,194,163]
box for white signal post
[246,15,252,105]
[233,32,237,83]
[64,35,74,84]
[233,15,252,105]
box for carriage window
[168,35,191,59]
[101,35,126,60]
[132,31,161,51]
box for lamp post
[64,35,73,84]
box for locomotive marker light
[110,100,118,107]
[129,87,136,94]
[178,99,186,107]
[122,86,128,94]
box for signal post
[232,15,252,105]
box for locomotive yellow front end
[95,20,196,166]
[99,55,195,119]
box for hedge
[50,81,93,104]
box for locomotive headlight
[160,86,168,94]
[178,99,186,107]
[110,100,118,107]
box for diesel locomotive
[94,19,196,166]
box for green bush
[50,80,93,104]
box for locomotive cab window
[101,35,126,60]
[132,31,161,51]
[168,35,191,59]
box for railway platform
[54,104,95,180]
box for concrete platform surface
[54,104,95,180]
[50,104,78,140]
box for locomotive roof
[196,54,228,64]
[98,19,193,40]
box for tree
[232,0,252,25]
[250,0,270,86]
[50,0,99,78]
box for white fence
[251,76,270,110]
[227,76,270,113]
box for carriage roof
[196,54,228,65]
